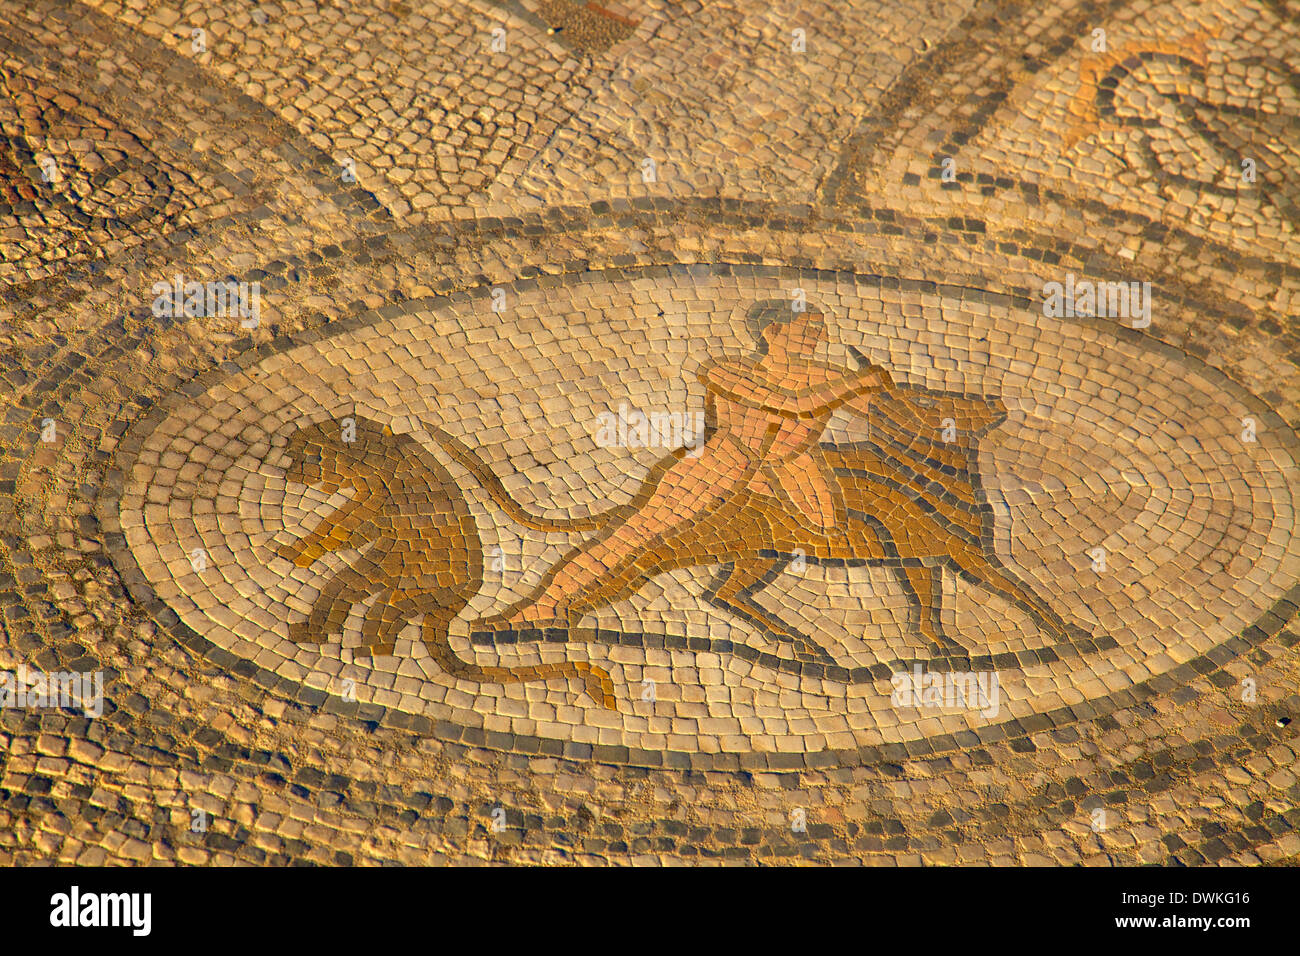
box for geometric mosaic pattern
[2,0,1299,866]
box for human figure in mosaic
[479,300,1073,661]
[483,300,885,625]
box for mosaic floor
[1,0,1299,866]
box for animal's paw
[790,635,838,666]
[918,632,967,662]
[573,662,617,711]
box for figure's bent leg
[769,452,843,530]
[502,439,753,624]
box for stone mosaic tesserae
[1,0,1298,867]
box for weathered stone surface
[0,0,1297,867]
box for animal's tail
[422,616,617,710]
[426,425,609,531]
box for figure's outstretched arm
[700,359,892,417]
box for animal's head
[871,387,1008,446]
[905,389,1008,436]
[282,417,390,491]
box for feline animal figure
[275,417,615,709]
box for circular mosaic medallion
[112,264,1300,762]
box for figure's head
[745,299,827,358]
[282,418,383,491]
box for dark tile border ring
[92,259,1300,772]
